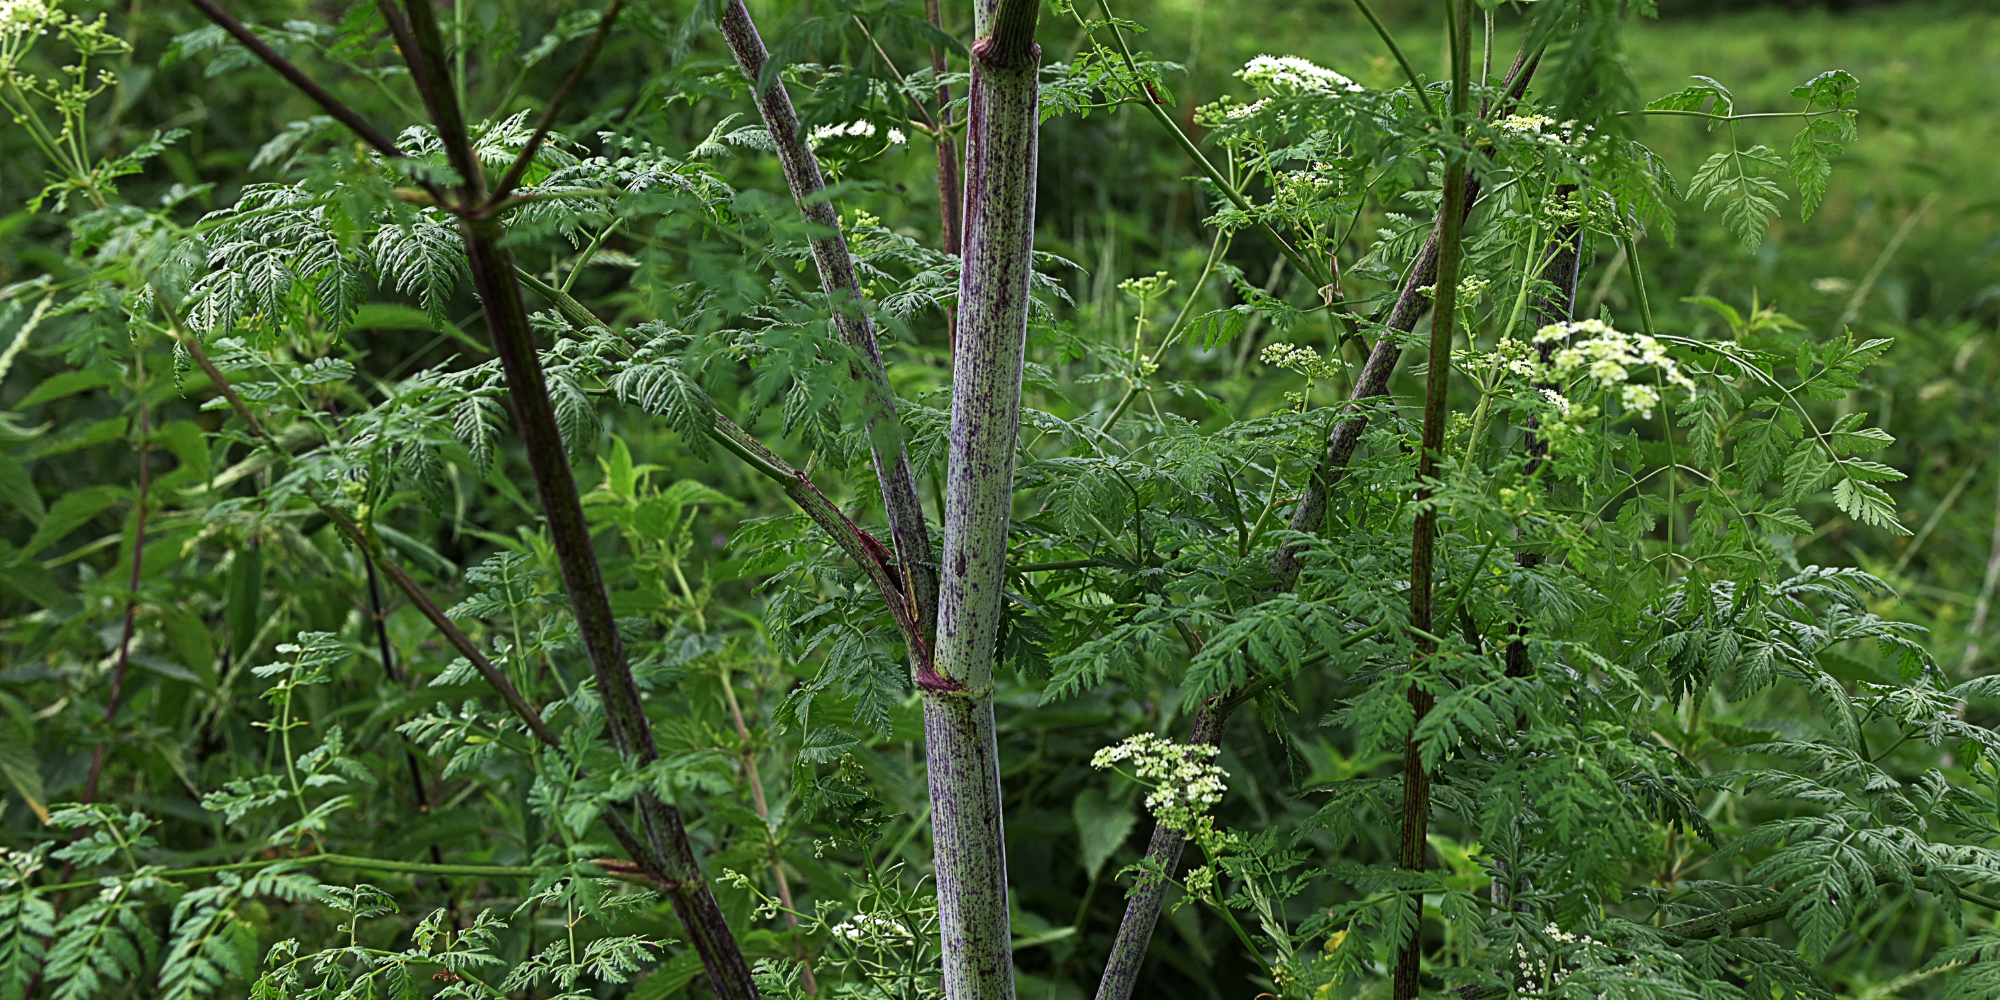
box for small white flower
[1621,383,1661,417]
[1091,734,1229,835]
[807,120,878,147]
[1500,113,1554,134]
[1224,98,1271,120]
[886,127,907,145]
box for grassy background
[1027,0,2000,654]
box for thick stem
[1396,5,1471,997]
[922,3,1040,997]
[922,693,1014,999]
[394,0,480,200]
[457,222,761,999]
[715,0,938,648]
[1089,708,1223,1000]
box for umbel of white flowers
[1514,318,1699,419]
[1090,733,1230,836]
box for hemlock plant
[0,0,1988,998]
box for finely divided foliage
[0,0,1990,998]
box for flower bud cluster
[1091,733,1229,835]
[1258,342,1339,380]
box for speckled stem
[717,0,938,647]
[924,1,1040,996]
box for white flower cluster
[1091,733,1229,834]
[808,120,905,148]
[1514,924,1602,995]
[0,0,51,38]
[830,911,914,945]
[1534,318,1695,418]
[1499,113,1555,134]
[1498,113,1597,154]
[1238,54,1365,95]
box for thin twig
[1346,0,1436,119]
[180,0,449,206]
[79,403,150,812]
[485,0,628,206]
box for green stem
[1395,4,1470,998]
[1346,0,1436,119]
[1086,0,1327,290]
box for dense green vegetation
[1,0,1997,998]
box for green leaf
[1837,459,1906,483]
[1647,75,1734,129]
[154,420,211,483]
[1791,68,1861,111]
[1072,788,1137,882]
[0,540,66,607]
[1687,146,1788,251]
[0,454,43,525]
[23,416,125,460]
[1783,443,1832,503]
[226,544,263,659]
[17,370,111,408]
[24,486,121,555]
[629,950,705,1000]
[0,722,46,823]
[1829,424,1893,455]
[158,605,219,687]
[602,436,638,500]
[1752,507,1813,536]
[344,302,487,355]
[1832,477,1908,534]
